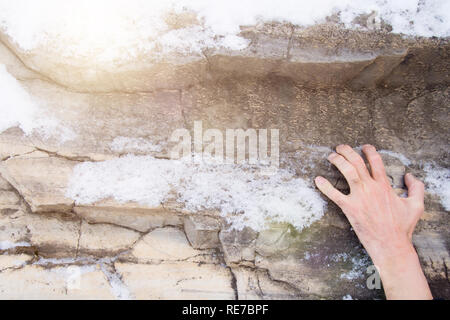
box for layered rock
[0,21,448,300]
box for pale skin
[314,144,432,300]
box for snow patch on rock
[424,163,450,211]
[378,150,412,166]
[340,255,370,280]
[0,64,75,141]
[66,155,326,232]
[0,0,448,63]
[0,240,31,250]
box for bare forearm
[374,244,432,300]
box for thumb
[405,173,425,203]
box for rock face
[0,21,449,300]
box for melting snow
[100,264,133,300]
[424,163,450,211]
[340,255,370,280]
[0,240,31,250]
[34,256,132,299]
[378,150,412,166]
[0,64,75,141]
[66,155,326,232]
[0,0,448,63]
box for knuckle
[371,152,382,162]
[349,176,360,185]
[332,154,344,163]
[335,197,347,208]
[342,165,357,177]
[335,155,349,167]
[352,156,366,168]
[409,198,424,211]
[415,202,425,212]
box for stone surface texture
[0,21,448,300]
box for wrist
[371,242,432,299]
[372,240,417,272]
[376,246,420,282]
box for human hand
[314,144,432,300]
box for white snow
[378,150,412,166]
[66,155,326,232]
[100,264,133,300]
[0,240,31,250]
[0,0,448,63]
[340,255,370,280]
[0,64,41,135]
[0,64,75,141]
[330,252,350,262]
[424,163,450,211]
[34,255,132,299]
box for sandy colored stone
[232,267,298,300]
[25,213,80,257]
[0,41,186,159]
[1,29,208,93]
[130,227,210,263]
[0,175,12,191]
[0,190,20,208]
[0,264,115,299]
[1,198,79,257]
[219,227,258,265]
[0,41,40,81]
[0,156,75,213]
[0,209,29,246]
[0,254,33,271]
[17,78,186,159]
[0,208,79,257]
[74,200,182,233]
[183,215,221,249]
[0,127,37,161]
[116,262,235,299]
[79,221,140,255]
[0,142,36,161]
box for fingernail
[327,153,337,160]
[315,176,325,184]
